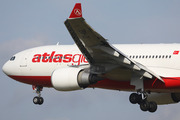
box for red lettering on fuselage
[42,53,50,62]
[32,54,41,62]
[53,54,63,63]
[32,51,88,65]
[63,54,72,63]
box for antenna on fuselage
[56,42,59,45]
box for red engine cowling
[51,67,103,91]
[147,93,180,105]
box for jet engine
[51,67,103,91]
[147,93,180,105]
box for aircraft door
[20,51,31,67]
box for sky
[1,0,180,120]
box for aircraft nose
[2,61,10,75]
[2,55,18,76]
[2,60,17,76]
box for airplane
[2,3,180,113]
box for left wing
[64,3,163,82]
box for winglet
[69,3,82,19]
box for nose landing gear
[129,91,157,113]
[32,85,44,105]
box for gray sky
[1,0,180,120]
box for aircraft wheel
[148,101,157,113]
[129,93,141,104]
[140,100,150,111]
[33,96,40,104]
[38,97,44,105]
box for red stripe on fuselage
[8,75,180,92]
[90,77,180,92]
[8,75,52,87]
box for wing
[64,3,163,83]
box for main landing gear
[129,91,157,113]
[32,85,44,105]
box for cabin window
[36,56,41,59]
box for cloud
[0,34,51,58]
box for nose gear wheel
[32,85,44,105]
[33,96,44,105]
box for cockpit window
[10,56,16,61]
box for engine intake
[51,67,103,91]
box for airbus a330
[3,3,180,113]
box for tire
[148,101,157,113]
[129,93,141,104]
[33,96,40,104]
[140,100,150,111]
[38,97,44,105]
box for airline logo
[173,51,179,55]
[69,3,82,18]
[32,51,88,65]
[74,9,81,16]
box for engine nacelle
[51,67,103,91]
[147,93,180,105]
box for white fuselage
[2,43,180,90]
[3,44,180,77]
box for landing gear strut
[129,91,157,113]
[32,85,44,105]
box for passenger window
[159,55,161,58]
[152,56,154,58]
[162,55,164,58]
[169,55,171,58]
[142,56,144,58]
[146,55,148,58]
[136,56,138,58]
[149,56,151,58]
[139,56,141,58]
[156,55,158,58]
